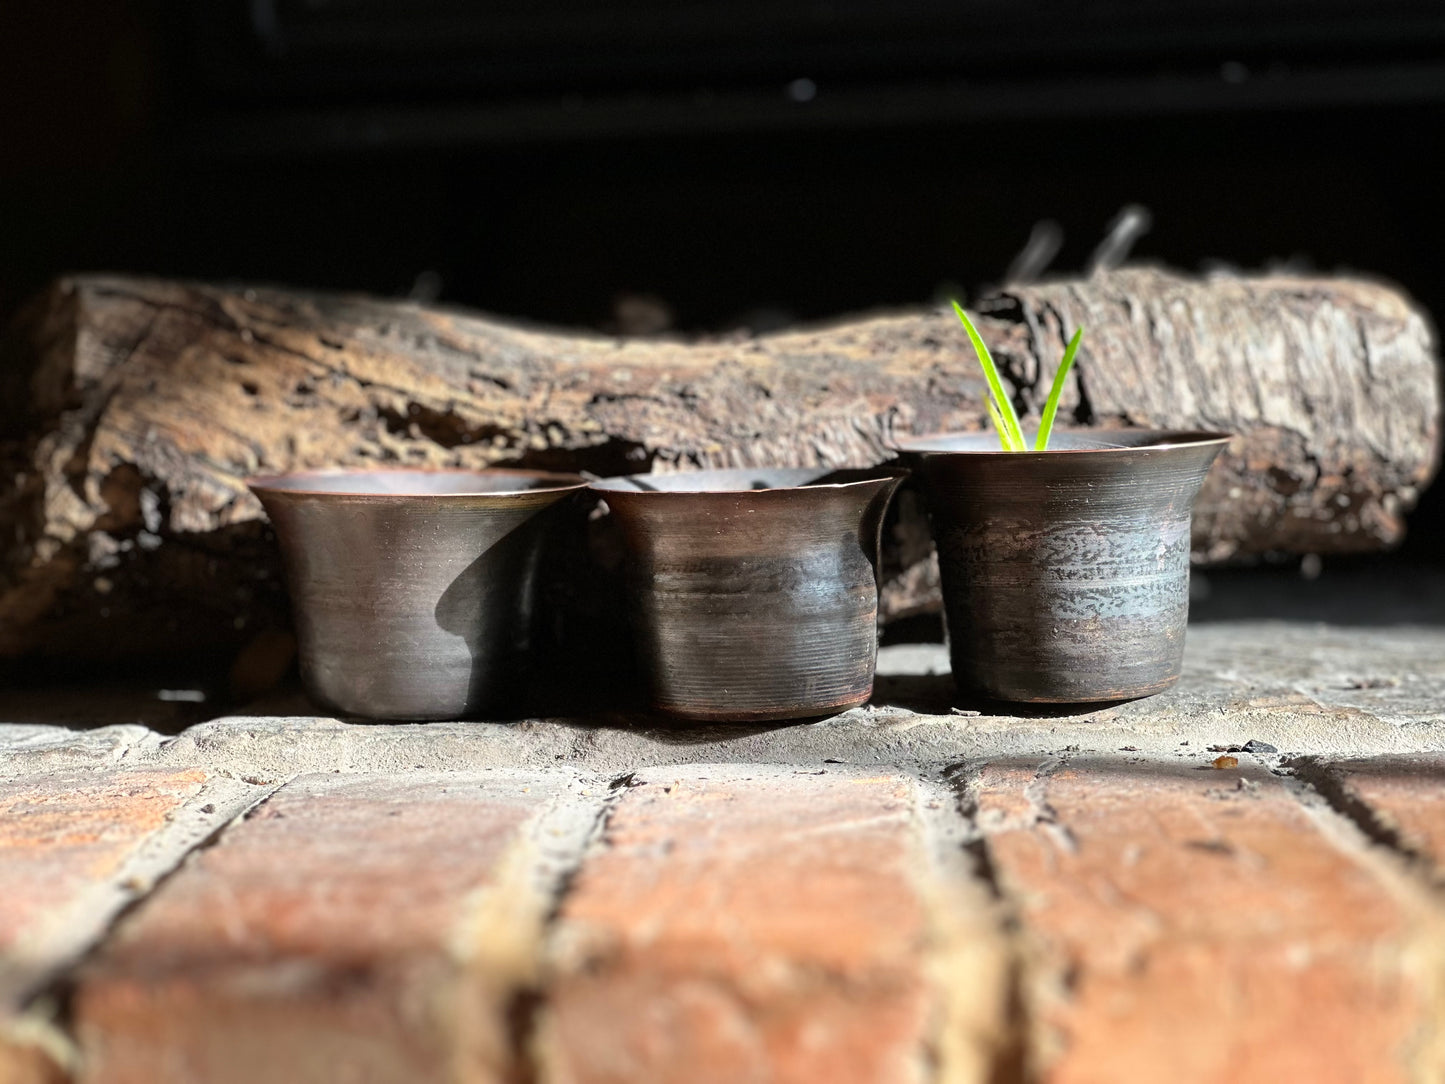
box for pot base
[956,672,1180,707]
[651,691,873,725]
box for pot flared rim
[588,465,907,496]
[246,466,588,499]
[893,428,1232,458]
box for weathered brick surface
[3,636,1442,1084]
[1304,754,1445,871]
[73,771,597,1084]
[0,769,211,1084]
[0,1044,66,1084]
[0,726,156,780]
[973,757,1434,1084]
[540,767,981,1084]
[0,769,208,957]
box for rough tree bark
[0,268,1437,665]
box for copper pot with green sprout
[898,303,1230,703]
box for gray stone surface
[5,620,1444,784]
[0,725,160,778]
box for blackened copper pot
[591,467,905,723]
[248,468,587,720]
[899,430,1230,703]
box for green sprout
[952,300,1084,452]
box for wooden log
[0,268,1437,665]
[986,272,1441,563]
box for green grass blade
[1034,326,1084,451]
[952,301,1025,451]
[986,399,1020,451]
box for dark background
[3,0,1443,551]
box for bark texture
[985,272,1441,563]
[0,268,1437,665]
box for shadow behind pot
[901,431,1230,703]
[250,468,586,720]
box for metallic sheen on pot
[591,467,905,723]
[899,430,1230,703]
[249,468,587,720]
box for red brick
[974,757,1431,1084]
[73,772,581,1084]
[0,1033,68,1084]
[0,769,208,958]
[1310,754,1445,870]
[541,768,945,1084]
[1,769,210,1084]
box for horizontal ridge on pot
[591,466,905,722]
[249,467,587,720]
[896,429,1231,704]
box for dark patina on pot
[248,468,587,720]
[898,430,1230,704]
[591,467,905,723]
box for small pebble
[1242,740,1278,754]
[1213,755,1239,770]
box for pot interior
[591,466,897,494]
[248,468,583,497]
[895,428,1231,455]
